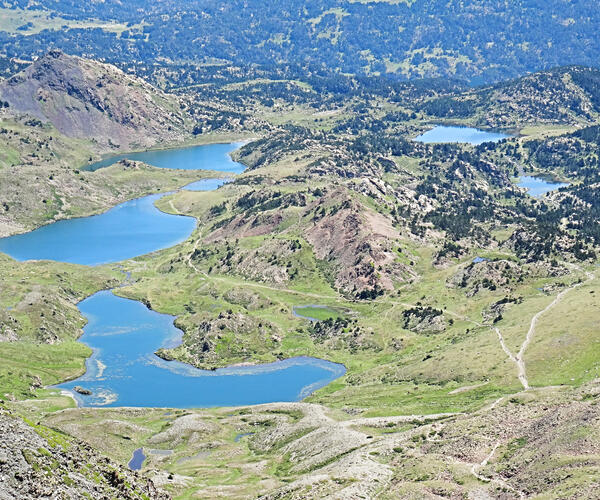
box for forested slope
[1,0,600,84]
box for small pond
[128,448,146,471]
[292,305,344,322]
[517,176,569,198]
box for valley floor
[2,52,600,499]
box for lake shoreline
[15,140,347,409]
[414,124,510,144]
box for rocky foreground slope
[40,381,600,499]
[0,407,169,499]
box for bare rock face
[305,190,416,294]
[0,407,170,499]
[0,50,188,150]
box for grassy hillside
[0,53,254,235]
[0,59,599,498]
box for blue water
[184,178,230,191]
[0,194,196,266]
[415,126,508,145]
[85,142,246,173]
[234,432,254,442]
[57,291,346,408]
[0,141,246,265]
[128,448,146,471]
[517,176,569,198]
[2,140,345,407]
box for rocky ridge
[0,407,169,499]
[0,50,189,150]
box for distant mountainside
[476,66,600,127]
[1,0,600,84]
[0,50,188,150]
[416,66,600,128]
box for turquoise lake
[0,142,245,265]
[184,178,230,191]
[518,176,569,197]
[0,140,347,407]
[85,142,246,173]
[57,291,346,408]
[415,125,509,145]
[0,193,196,266]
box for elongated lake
[0,142,247,265]
[0,194,197,266]
[85,142,247,173]
[415,125,508,145]
[0,140,346,407]
[58,291,346,408]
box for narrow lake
[58,291,346,408]
[415,125,508,145]
[85,142,246,173]
[518,176,569,197]
[0,142,245,265]
[0,194,196,266]
[184,178,230,191]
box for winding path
[495,265,595,389]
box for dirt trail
[470,440,526,498]
[495,265,595,390]
[185,233,204,275]
[167,199,179,214]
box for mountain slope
[0,406,169,499]
[475,66,600,127]
[415,66,600,128]
[0,51,228,236]
[0,50,189,150]
[3,1,600,84]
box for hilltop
[0,50,189,150]
[416,66,600,128]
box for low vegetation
[0,48,599,498]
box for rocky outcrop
[447,259,524,296]
[402,306,446,334]
[305,190,417,294]
[0,50,189,150]
[156,311,281,369]
[0,407,169,499]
